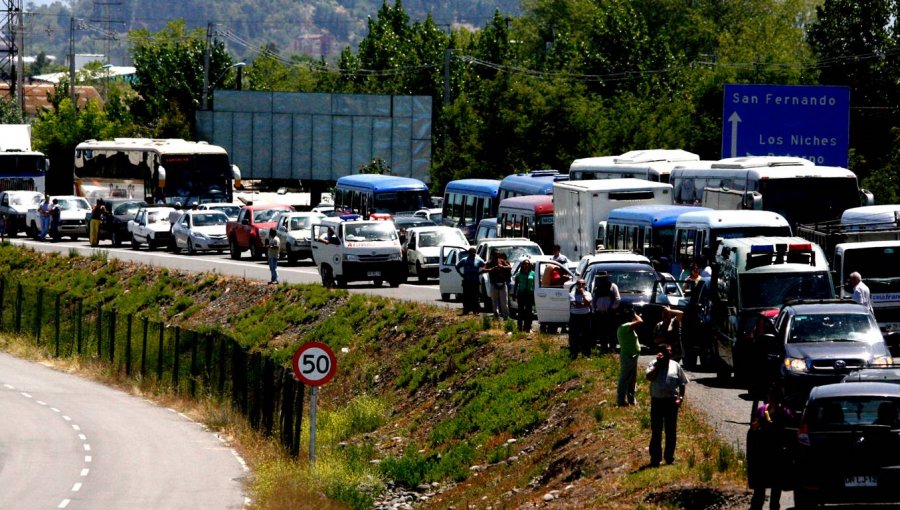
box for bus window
[465,194,476,223]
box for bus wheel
[229,239,241,260]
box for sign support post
[291,341,337,465]
[309,386,318,463]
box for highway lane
[0,353,248,510]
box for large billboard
[196,92,432,183]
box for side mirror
[241,218,250,225]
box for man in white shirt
[849,272,873,314]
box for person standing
[49,198,61,242]
[514,259,535,332]
[265,228,280,284]
[89,199,105,246]
[455,247,485,315]
[747,385,792,510]
[484,251,512,319]
[592,271,621,352]
[616,307,643,406]
[551,244,569,264]
[37,195,51,240]
[849,272,873,314]
[646,343,688,466]
[0,212,6,242]
[568,278,593,358]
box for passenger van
[674,209,792,268]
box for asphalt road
[0,352,248,509]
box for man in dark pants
[646,343,688,466]
[568,278,593,358]
[455,247,484,315]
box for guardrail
[0,276,306,457]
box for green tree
[0,96,23,124]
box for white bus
[74,138,241,204]
[670,156,873,227]
[674,209,793,270]
[569,149,702,183]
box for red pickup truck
[227,204,294,260]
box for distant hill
[23,0,521,66]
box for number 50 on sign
[292,342,337,386]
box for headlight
[294,239,310,247]
[343,254,360,262]
[387,253,402,261]
[784,357,808,373]
[194,232,208,239]
[424,257,439,264]
[873,355,893,366]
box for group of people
[33,194,63,242]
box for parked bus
[441,178,500,241]
[498,170,568,200]
[74,138,239,204]
[334,174,431,219]
[497,195,554,253]
[674,209,793,269]
[603,205,709,271]
[670,156,873,227]
[569,149,701,183]
[0,124,48,192]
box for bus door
[534,260,574,325]
[439,245,468,300]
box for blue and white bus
[441,178,500,241]
[604,205,709,273]
[334,175,431,219]
[498,170,568,200]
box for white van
[310,216,405,288]
[673,209,792,271]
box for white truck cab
[310,215,405,288]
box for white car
[25,195,91,240]
[437,237,542,304]
[172,210,230,254]
[403,226,468,282]
[128,205,177,250]
[198,202,242,222]
[413,208,443,224]
[272,211,326,264]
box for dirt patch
[645,485,752,510]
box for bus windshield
[0,154,47,191]
[373,190,431,214]
[739,272,833,309]
[163,154,232,204]
[844,248,900,293]
[760,177,860,226]
[345,222,398,242]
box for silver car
[274,211,325,264]
[172,210,230,254]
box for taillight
[797,422,810,447]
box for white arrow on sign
[728,112,742,157]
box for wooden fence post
[108,309,116,365]
[189,330,198,398]
[35,286,43,346]
[172,326,181,392]
[141,316,149,377]
[54,293,61,357]
[0,276,5,330]
[125,314,133,376]
[96,303,102,359]
[15,282,22,333]
[76,299,83,355]
[157,323,164,382]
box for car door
[439,245,467,298]
[175,214,190,248]
[534,260,574,325]
[405,231,417,271]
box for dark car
[99,198,145,246]
[793,382,900,508]
[583,262,667,347]
[767,300,893,410]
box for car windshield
[146,211,169,223]
[739,272,833,309]
[492,245,543,262]
[807,397,900,430]
[209,205,241,219]
[113,202,143,216]
[10,194,41,206]
[253,208,287,223]
[57,198,90,211]
[788,313,882,343]
[192,213,228,226]
[419,230,467,248]
[345,222,398,242]
[587,268,659,295]
[289,216,315,231]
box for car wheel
[70,235,78,241]
[187,239,196,255]
[287,251,298,265]
[147,239,156,251]
[441,293,451,301]
[320,266,335,288]
[229,239,241,260]
[416,262,427,283]
[793,489,818,509]
[131,238,140,250]
[373,278,383,287]
[111,231,120,247]
[28,222,38,238]
[389,280,402,288]
[7,222,17,237]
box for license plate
[844,475,877,487]
[367,271,381,277]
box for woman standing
[747,385,792,510]
[513,259,535,332]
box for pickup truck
[227,204,294,260]
[0,190,43,237]
[128,204,176,250]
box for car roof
[581,251,652,264]
[478,237,536,246]
[843,367,900,384]
[407,226,462,234]
[781,300,871,315]
[585,262,658,273]
[810,382,900,400]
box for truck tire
[229,239,242,260]
[320,265,335,288]
[131,238,140,250]
[250,242,261,261]
[372,278,383,287]
[388,279,402,288]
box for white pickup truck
[24,195,91,240]
[128,204,176,250]
[0,190,43,237]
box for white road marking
[80,468,90,477]
[58,499,70,508]
[3,384,13,389]
[72,482,82,492]
[85,455,92,463]
[78,434,87,441]
[72,424,80,431]
[51,407,60,412]
[20,392,31,398]
[62,415,71,421]
[83,444,91,451]
[37,400,47,405]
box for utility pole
[202,22,212,110]
[1,0,23,108]
[15,4,23,112]
[443,48,453,105]
[69,16,76,105]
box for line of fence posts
[0,275,307,457]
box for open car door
[439,245,467,301]
[534,260,574,327]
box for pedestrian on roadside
[616,307,643,406]
[49,198,61,242]
[89,199,106,246]
[455,247,485,315]
[592,271,621,352]
[848,272,873,314]
[0,212,7,242]
[265,228,280,284]
[484,251,512,319]
[646,343,688,466]
[513,258,535,332]
[568,278,593,358]
[653,305,684,359]
[38,194,51,240]
[551,244,569,264]
[747,384,792,510]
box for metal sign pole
[309,386,318,463]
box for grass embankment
[0,243,749,509]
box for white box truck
[553,178,673,259]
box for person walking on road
[455,247,484,315]
[646,343,688,466]
[568,278,593,358]
[89,199,106,246]
[484,251,512,319]
[849,272,873,314]
[37,194,51,240]
[616,307,643,406]
[265,228,280,284]
[514,258,535,332]
[49,198,61,242]
[747,384,792,510]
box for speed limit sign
[292,342,337,386]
